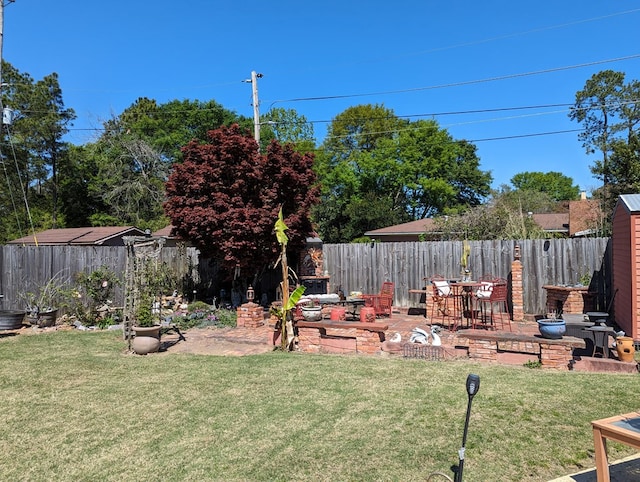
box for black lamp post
[455,374,480,482]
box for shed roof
[7,226,145,246]
[618,194,640,213]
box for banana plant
[274,208,306,350]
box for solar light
[455,374,480,482]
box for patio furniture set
[299,281,395,322]
[413,275,511,332]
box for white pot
[301,306,323,322]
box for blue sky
[4,1,640,193]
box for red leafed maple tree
[164,124,319,277]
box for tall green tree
[65,97,249,229]
[314,105,491,242]
[261,107,315,153]
[569,70,640,215]
[510,171,580,201]
[107,97,251,162]
[0,61,75,240]
[77,126,170,230]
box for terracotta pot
[360,307,376,323]
[330,307,346,321]
[132,325,161,355]
[616,336,636,363]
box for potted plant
[129,261,180,354]
[131,293,161,355]
[300,301,323,321]
[536,311,566,339]
[20,272,70,327]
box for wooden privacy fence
[0,244,202,310]
[0,238,611,317]
[322,238,611,316]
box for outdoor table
[335,298,365,320]
[449,282,482,330]
[585,325,615,358]
[409,288,429,317]
[592,411,640,482]
[409,288,429,304]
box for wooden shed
[611,194,640,339]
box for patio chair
[429,275,457,330]
[474,276,511,331]
[363,281,394,317]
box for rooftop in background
[365,198,602,242]
[6,226,145,246]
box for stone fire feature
[543,285,595,314]
[299,236,330,295]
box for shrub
[170,306,237,331]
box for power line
[267,54,640,108]
[468,128,583,143]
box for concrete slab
[548,453,640,481]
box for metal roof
[618,194,640,213]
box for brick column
[297,326,323,353]
[539,343,573,370]
[236,302,264,328]
[511,245,524,321]
[466,338,498,362]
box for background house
[7,227,145,246]
[365,197,602,242]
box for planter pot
[132,325,161,355]
[0,310,26,330]
[616,336,636,363]
[360,306,376,323]
[537,319,566,339]
[301,306,323,322]
[37,309,58,328]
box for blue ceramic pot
[537,319,566,339]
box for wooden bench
[456,329,586,369]
[296,320,388,355]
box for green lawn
[0,330,638,481]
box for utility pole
[0,2,14,97]
[244,71,263,145]
[0,1,6,102]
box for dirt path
[156,327,275,356]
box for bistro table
[592,411,640,482]
[449,281,482,331]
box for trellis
[122,235,166,350]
